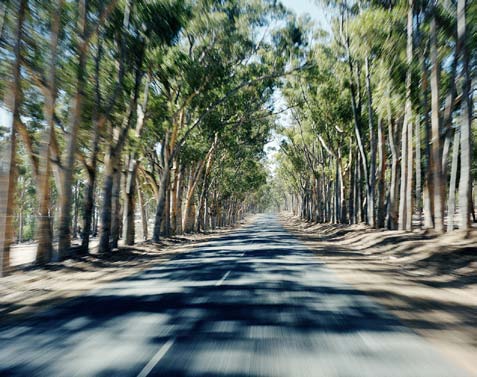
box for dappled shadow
[286,216,477,290]
[283,218,477,367]
[0,214,469,376]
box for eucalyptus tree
[0,0,121,263]
[147,0,292,242]
[0,0,27,276]
[275,0,476,235]
[97,0,187,253]
[456,0,473,232]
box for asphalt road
[0,214,470,377]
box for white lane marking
[215,270,231,286]
[137,338,175,377]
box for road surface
[0,214,470,376]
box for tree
[0,0,27,276]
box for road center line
[137,338,175,377]
[215,270,231,286]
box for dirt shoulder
[0,220,249,326]
[280,213,477,376]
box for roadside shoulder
[280,213,477,376]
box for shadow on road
[0,215,469,377]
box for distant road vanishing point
[0,214,470,377]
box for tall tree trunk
[137,176,148,240]
[430,9,444,232]
[170,161,179,234]
[387,116,400,230]
[98,65,142,252]
[152,163,171,242]
[58,0,87,257]
[81,32,104,253]
[81,166,97,252]
[0,0,26,276]
[399,0,414,231]
[415,105,422,228]
[163,179,171,236]
[81,0,133,252]
[73,181,80,238]
[472,180,477,223]
[37,0,61,263]
[182,157,208,233]
[447,129,460,231]
[349,68,369,224]
[398,117,408,230]
[338,157,346,224]
[196,135,218,231]
[99,149,115,253]
[348,143,355,224]
[122,157,137,245]
[406,116,414,230]
[122,75,149,243]
[183,178,196,233]
[18,192,24,243]
[376,116,386,228]
[334,158,340,223]
[356,152,363,223]
[457,0,472,232]
[175,164,185,234]
[196,175,209,232]
[342,13,368,224]
[111,160,122,249]
[365,56,376,228]
[421,47,434,229]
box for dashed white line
[137,338,175,377]
[215,270,231,286]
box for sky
[0,106,11,131]
[280,0,331,32]
[264,1,332,174]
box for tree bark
[0,0,26,276]
[170,161,179,234]
[81,31,104,253]
[111,159,122,249]
[421,45,434,229]
[457,0,472,232]
[182,166,201,233]
[386,104,399,230]
[122,74,149,244]
[376,116,386,228]
[365,56,376,228]
[406,115,414,230]
[399,0,414,231]
[398,116,408,230]
[98,61,142,252]
[137,176,148,240]
[415,104,422,228]
[58,0,87,257]
[175,164,185,234]
[122,157,137,245]
[430,10,444,232]
[196,134,218,232]
[152,162,171,242]
[447,129,460,231]
[37,0,61,263]
[99,150,115,253]
[348,143,355,224]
